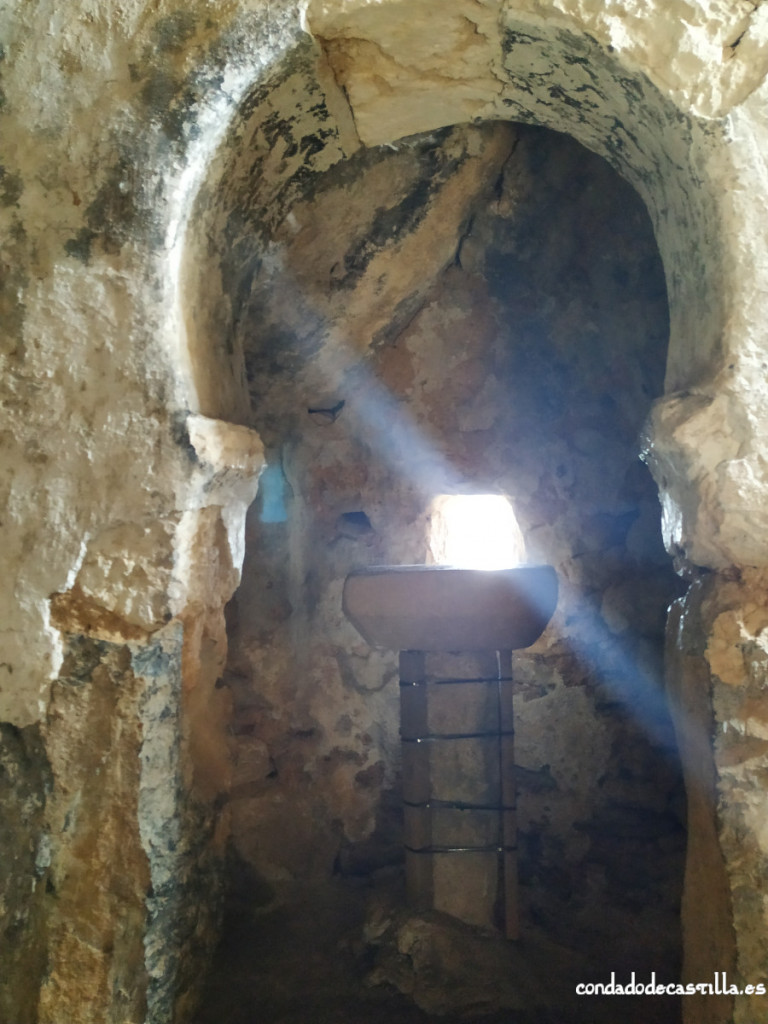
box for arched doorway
[175,5,768,1021]
[181,39,692,1024]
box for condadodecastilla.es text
[576,973,766,996]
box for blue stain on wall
[260,462,288,523]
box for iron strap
[405,843,517,855]
[403,798,515,811]
[399,676,515,687]
[401,730,514,742]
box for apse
[189,115,685,1021]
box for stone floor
[194,869,681,1024]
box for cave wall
[2,1,768,1021]
[0,724,50,1023]
[219,120,686,972]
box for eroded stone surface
[668,571,768,1024]
[310,0,768,570]
[217,123,685,980]
[308,0,768,121]
[3,2,768,1021]
[40,637,151,1024]
[0,725,50,1024]
[666,589,737,1024]
[362,875,680,1023]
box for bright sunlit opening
[429,494,526,570]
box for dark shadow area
[204,122,685,1023]
[194,868,681,1024]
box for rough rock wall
[0,725,50,1024]
[667,590,738,1024]
[1,2,289,1015]
[211,121,518,880]
[3,1,768,1021]
[0,0,304,732]
[471,128,685,963]
[185,6,768,1019]
[218,122,686,971]
[670,569,768,1024]
[310,0,768,571]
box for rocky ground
[194,869,681,1024]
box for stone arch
[175,1,768,570]
[307,0,768,572]
[312,3,724,385]
[173,4,768,1021]
[8,3,768,1022]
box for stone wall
[218,121,686,972]
[3,2,768,1021]
[0,724,50,1024]
[669,568,768,1024]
